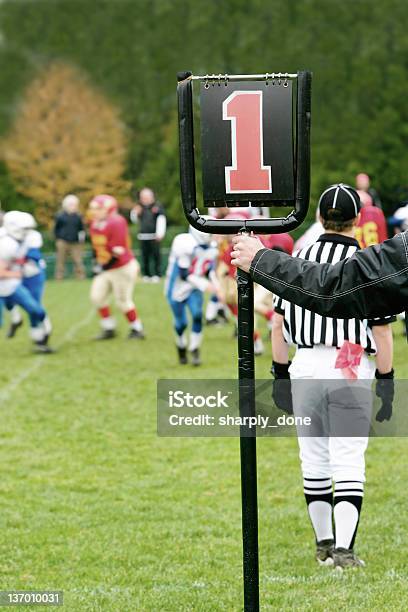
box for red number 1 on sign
[223,90,272,194]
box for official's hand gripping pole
[177,70,311,611]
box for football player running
[6,221,48,339]
[165,223,221,366]
[89,194,144,340]
[0,211,53,353]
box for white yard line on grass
[55,308,95,346]
[0,309,94,403]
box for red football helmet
[89,194,118,214]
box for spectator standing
[54,194,86,280]
[131,188,166,282]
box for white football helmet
[189,216,213,245]
[3,211,37,241]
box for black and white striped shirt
[274,234,396,353]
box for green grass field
[0,279,407,611]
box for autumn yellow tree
[2,62,130,226]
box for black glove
[375,368,394,422]
[271,361,293,415]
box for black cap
[318,183,361,222]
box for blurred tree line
[3,63,130,226]
[0,0,407,226]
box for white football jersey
[22,229,45,277]
[0,233,22,296]
[165,233,218,301]
[24,229,43,250]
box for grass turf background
[0,279,407,611]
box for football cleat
[177,347,188,365]
[333,547,365,570]
[316,539,334,566]
[6,319,23,339]
[94,329,116,341]
[33,339,55,354]
[217,308,228,323]
[128,329,145,340]
[190,348,201,367]
[34,344,55,354]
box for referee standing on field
[270,184,395,569]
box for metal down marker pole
[237,263,259,611]
[177,69,311,612]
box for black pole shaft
[237,267,259,612]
